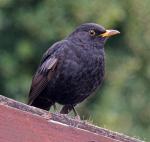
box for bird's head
[68,23,120,48]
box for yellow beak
[101,29,120,37]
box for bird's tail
[28,96,53,111]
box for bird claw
[74,115,81,120]
[42,112,52,120]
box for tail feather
[29,97,53,111]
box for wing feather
[27,58,58,105]
[27,40,67,105]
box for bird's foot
[74,114,81,120]
[42,112,52,120]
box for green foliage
[0,0,149,140]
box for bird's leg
[42,101,54,120]
[72,105,80,120]
[60,104,72,114]
[72,105,77,116]
[60,104,80,120]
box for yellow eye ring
[89,30,96,36]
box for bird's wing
[27,40,67,105]
[27,57,58,105]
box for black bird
[28,23,120,115]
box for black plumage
[28,23,119,114]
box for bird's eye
[89,30,96,36]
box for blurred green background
[0,0,149,141]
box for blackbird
[27,23,120,115]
